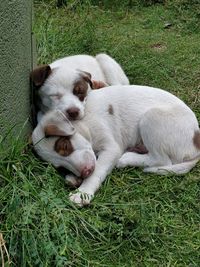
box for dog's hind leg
[144,158,199,175]
[95,53,129,85]
[116,152,170,169]
[117,107,179,169]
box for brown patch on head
[81,71,92,83]
[193,131,200,149]
[30,65,52,88]
[108,104,114,115]
[54,137,74,156]
[73,78,89,102]
[44,124,67,138]
[78,70,93,88]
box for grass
[1,0,200,266]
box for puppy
[30,54,129,121]
[32,85,200,206]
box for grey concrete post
[0,0,34,138]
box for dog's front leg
[69,145,121,207]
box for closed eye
[49,93,63,100]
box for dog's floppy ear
[30,64,51,88]
[44,123,75,138]
[80,70,91,81]
[78,70,108,89]
[44,111,75,138]
[78,70,93,88]
[44,125,68,138]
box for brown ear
[44,125,67,138]
[30,65,51,88]
[79,70,93,88]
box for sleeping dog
[30,53,129,122]
[32,85,200,206]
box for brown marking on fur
[30,65,51,88]
[80,70,91,80]
[54,137,74,156]
[73,78,89,102]
[92,80,108,89]
[193,131,200,149]
[108,104,114,115]
[128,143,148,154]
[78,70,93,88]
[44,125,67,138]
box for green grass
[1,1,200,266]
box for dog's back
[84,85,194,125]
[83,85,200,159]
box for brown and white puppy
[32,110,96,187]
[32,85,200,207]
[30,53,129,122]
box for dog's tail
[143,158,200,175]
[95,53,129,85]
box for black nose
[66,107,80,120]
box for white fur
[32,85,200,206]
[38,54,129,120]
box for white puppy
[30,54,129,121]
[32,85,200,206]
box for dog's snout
[66,107,80,120]
[81,165,95,179]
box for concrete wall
[0,0,34,138]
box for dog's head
[32,110,96,178]
[30,65,93,120]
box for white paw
[69,191,93,207]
